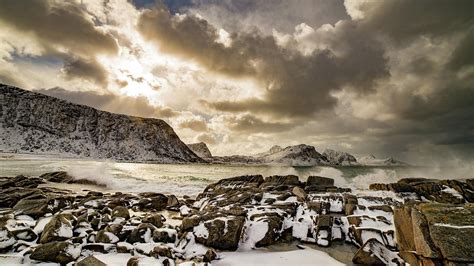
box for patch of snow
[441,186,464,200]
[105,232,119,243]
[65,244,81,259]
[239,219,269,250]
[33,216,52,234]
[433,223,474,229]
[179,205,191,216]
[193,223,209,239]
[215,248,344,266]
[57,222,73,238]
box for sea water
[0,153,465,196]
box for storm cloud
[0,0,118,56]
[138,6,388,118]
[0,0,473,163]
[36,87,179,119]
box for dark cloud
[0,0,118,56]
[358,0,474,44]
[226,114,295,133]
[35,87,178,119]
[187,0,349,33]
[446,27,474,71]
[179,120,209,132]
[61,57,108,86]
[138,7,255,77]
[139,8,388,118]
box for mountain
[0,84,203,163]
[212,144,329,166]
[357,154,408,166]
[322,149,359,166]
[187,142,212,158]
[260,144,329,166]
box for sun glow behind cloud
[0,0,473,163]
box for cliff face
[187,142,212,158]
[0,84,203,163]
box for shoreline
[0,172,472,265]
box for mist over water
[1,154,471,196]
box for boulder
[143,213,164,228]
[353,238,403,265]
[262,175,300,186]
[10,228,37,242]
[291,187,307,201]
[250,214,284,247]
[96,230,119,243]
[138,194,168,211]
[394,204,416,251]
[153,228,177,243]
[411,207,443,258]
[203,175,264,193]
[167,195,180,209]
[127,223,156,243]
[13,198,51,218]
[204,248,218,262]
[76,255,107,266]
[0,228,16,252]
[0,175,45,188]
[307,201,330,214]
[315,215,332,247]
[416,203,474,262]
[307,176,334,186]
[127,256,140,266]
[150,245,173,258]
[30,241,81,264]
[40,214,74,243]
[112,206,130,219]
[40,171,74,183]
[194,216,245,250]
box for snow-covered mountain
[187,142,212,158]
[260,144,329,166]
[322,149,359,166]
[357,154,408,166]
[212,144,329,166]
[0,84,203,163]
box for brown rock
[291,186,307,201]
[76,255,106,266]
[204,249,217,262]
[194,216,245,250]
[30,241,81,264]
[143,213,164,228]
[151,245,173,258]
[411,208,442,258]
[307,176,334,186]
[394,204,416,252]
[40,214,73,244]
[112,206,130,219]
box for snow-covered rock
[322,149,359,166]
[358,154,408,166]
[212,144,330,166]
[187,142,212,158]
[0,84,203,163]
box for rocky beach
[0,172,472,265]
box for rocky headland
[0,84,202,163]
[0,172,472,265]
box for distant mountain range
[207,143,408,167]
[0,83,408,166]
[0,84,202,163]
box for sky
[0,0,473,165]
